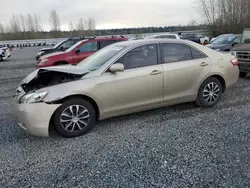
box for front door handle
[150,70,162,75]
[200,62,208,67]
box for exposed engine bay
[21,69,88,92]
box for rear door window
[160,43,192,63]
[190,48,207,59]
[100,40,115,48]
[79,41,98,52]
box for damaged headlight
[39,58,48,65]
[20,91,48,104]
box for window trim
[159,42,208,64]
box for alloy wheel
[203,82,220,103]
[60,105,90,132]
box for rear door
[72,41,98,64]
[160,42,211,102]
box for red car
[36,36,128,68]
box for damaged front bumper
[14,102,60,137]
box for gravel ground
[1,47,250,187]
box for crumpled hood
[231,43,250,51]
[21,65,89,86]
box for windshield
[77,44,125,71]
[212,35,236,44]
[241,30,250,43]
[53,40,66,49]
[65,40,84,52]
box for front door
[72,41,98,64]
[95,44,164,116]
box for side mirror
[75,49,80,54]
[109,63,124,73]
[59,46,64,50]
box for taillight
[230,59,238,66]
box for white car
[0,47,11,61]
[145,34,181,40]
[198,35,210,44]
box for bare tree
[20,14,26,32]
[198,0,250,36]
[27,14,35,32]
[0,23,5,33]
[9,15,21,33]
[34,13,42,32]
[69,21,74,31]
[49,9,60,31]
[188,20,197,26]
[87,18,96,30]
[77,18,84,30]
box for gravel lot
[1,47,250,187]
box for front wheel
[239,72,247,78]
[53,98,96,138]
[196,77,223,108]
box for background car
[231,28,250,78]
[15,39,239,138]
[36,37,84,60]
[206,34,241,52]
[179,33,201,43]
[198,35,210,44]
[36,36,128,68]
[144,33,180,39]
[0,47,11,61]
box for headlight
[215,49,220,51]
[20,91,48,104]
[39,58,48,65]
[231,51,237,58]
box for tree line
[199,0,250,36]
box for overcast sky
[0,0,201,30]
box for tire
[239,72,247,78]
[0,55,2,62]
[53,98,96,138]
[196,77,223,108]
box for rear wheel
[239,72,247,78]
[196,77,223,108]
[53,98,96,138]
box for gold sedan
[14,39,239,137]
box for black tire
[0,55,2,62]
[53,98,96,138]
[196,77,223,108]
[239,72,247,78]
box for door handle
[150,70,162,75]
[200,62,208,67]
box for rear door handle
[150,70,162,75]
[200,62,208,67]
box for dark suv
[179,33,201,43]
[36,36,128,68]
[36,37,84,60]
